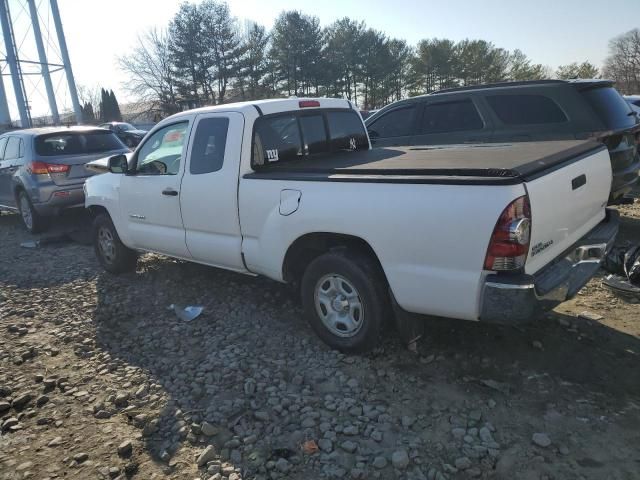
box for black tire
[301,249,389,353]
[17,190,48,234]
[93,213,137,273]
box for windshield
[35,131,126,156]
[581,87,637,131]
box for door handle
[162,188,178,196]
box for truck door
[180,112,246,271]
[119,121,191,257]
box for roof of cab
[165,97,354,122]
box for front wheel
[301,250,389,353]
[17,190,48,234]
[93,213,137,273]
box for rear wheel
[93,213,137,273]
[301,250,389,353]
[17,190,48,234]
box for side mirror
[108,154,128,174]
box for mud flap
[390,290,425,350]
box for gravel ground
[1,205,639,480]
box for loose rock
[392,450,410,469]
[532,433,552,448]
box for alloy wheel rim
[314,274,364,338]
[19,195,32,230]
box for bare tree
[77,84,102,121]
[603,29,640,94]
[119,28,180,118]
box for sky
[4,0,639,119]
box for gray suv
[0,127,128,233]
[365,80,640,202]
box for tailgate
[525,145,611,274]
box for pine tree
[201,0,241,104]
[236,22,269,100]
[82,102,96,123]
[100,88,110,122]
[169,2,213,103]
[110,90,123,121]
[270,11,324,96]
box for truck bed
[246,140,606,185]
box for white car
[85,98,618,352]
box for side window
[420,100,484,134]
[326,111,368,151]
[0,137,8,160]
[367,105,417,138]
[299,115,328,155]
[253,115,302,166]
[18,138,24,157]
[4,137,21,160]
[487,95,567,125]
[136,122,188,175]
[190,117,229,174]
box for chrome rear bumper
[480,209,619,324]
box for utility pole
[0,73,11,127]
[27,0,59,124]
[49,0,82,124]
[0,0,30,127]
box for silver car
[0,126,129,233]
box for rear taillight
[28,161,70,175]
[484,195,531,271]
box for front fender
[85,173,133,247]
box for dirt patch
[1,204,639,480]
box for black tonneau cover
[246,141,605,185]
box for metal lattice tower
[0,0,82,128]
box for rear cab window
[581,87,636,131]
[35,130,125,156]
[252,109,367,168]
[326,111,368,150]
[487,94,567,125]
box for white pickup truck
[85,98,618,352]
